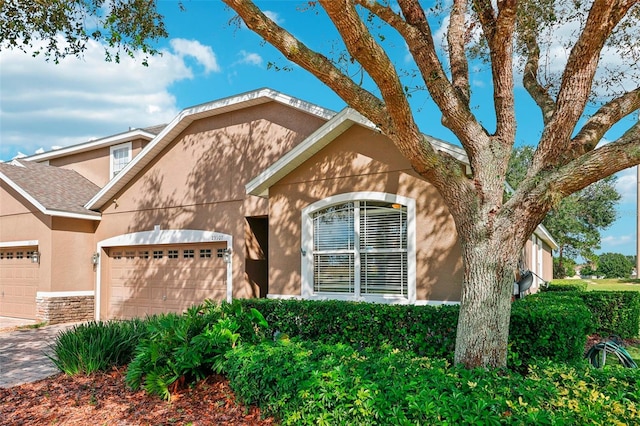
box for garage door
[107,243,228,320]
[0,247,39,319]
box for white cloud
[264,11,283,25]
[601,234,633,247]
[615,166,638,203]
[0,37,219,160]
[236,50,263,66]
[169,38,220,74]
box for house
[0,89,557,323]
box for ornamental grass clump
[48,319,148,375]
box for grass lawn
[584,278,640,292]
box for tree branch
[473,0,517,145]
[520,26,556,124]
[448,0,471,103]
[222,0,389,128]
[534,0,636,169]
[570,87,640,154]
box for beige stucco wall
[48,138,149,187]
[50,217,98,292]
[94,102,327,302]
[268,125,464,302]
[0,183,53,292]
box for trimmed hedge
[579,291,640,338]
[226,340,640,425]
[509,293,593,367]
[544,279,589,292]
[239,299,458,360]
[239,297,592,366]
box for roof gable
[85,88,336,210]
[23,128,159,163]
[0,160,101,220]
[246,108,468,198]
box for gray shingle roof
[0,160,101,217]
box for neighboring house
[0,88,557,322]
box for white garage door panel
[0,248,39,319]
[107,243,227,320]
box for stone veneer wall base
[36,295,94,324]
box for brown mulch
[0,368,276,425]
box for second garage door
[0,247,39,319]
[107,243,227,320]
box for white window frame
[110,142,132,178]
[301,192,416,304]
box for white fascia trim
[36,290,95,298]
[301,191,417,303]
[95,229,233,320]
[24,130,155,163]
[86,88,336,211]
[247,108,372,197]
[1,171,101,221]
[0,240,38,248]
[45,209,101,220]
[533,223,559,250]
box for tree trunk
[454,237,517,369]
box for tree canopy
[2,0,639,368]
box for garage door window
[183,249,195,258]
[153,250,163,259]
[200,249,212,258]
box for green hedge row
[226,339,640,425]
[580,291,640,338]
[239,299,459,360]
[509,293,593,367]
[545,280,589,292]
[239,296,593,366]
[543,282,640,338]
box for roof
[23,128,159,163]
[0,160,101,220]
[246,107,469,198]
[85,88,337,210]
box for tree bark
[454,225,519,368]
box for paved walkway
[0,319,80,388]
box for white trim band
[36,291,95,298]
[0,240,38,248]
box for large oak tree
[2,0,639,368]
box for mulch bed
[0,367,276,425]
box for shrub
[239,299,459,361]
[579,291,640,338]
[225,340,640,425]
[509,293,593,367]
[241,297,594,369]
[48,319,148,375]
[125,300,267,400]
[596,252,634,278]
[544,279,588,292]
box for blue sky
[0,1,638,257]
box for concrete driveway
[0,318,79,388]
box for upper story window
[110,142,132,178]
[301,192,416,303]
